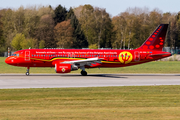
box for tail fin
[137,24,169,51]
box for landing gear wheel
[81,71,87,76]
[26,72,29,76]
[26,67,30,76]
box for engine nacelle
[55,63,78,73]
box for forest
[0,4,180,54]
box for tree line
[0,4,180,53]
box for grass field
[0,86,180,120]
[1,57,180,74]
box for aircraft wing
[62,57,102,67]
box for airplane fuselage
[5,49,171,68]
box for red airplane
[5,24,171,76]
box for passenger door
[134,51,140,61]
[25,51,30,61]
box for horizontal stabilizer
[149,53,171,57]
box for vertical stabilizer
[138,24,169,51]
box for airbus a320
[5,24,171,76]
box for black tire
[81,71,87,76]
[26,72,29,76]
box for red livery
[5,24,171,76]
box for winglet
[137,24,169,51]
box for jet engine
[55,63,78,73]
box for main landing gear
[81,70,87,76]
[80,66,87,76]
[26,67,30,76]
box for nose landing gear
[26,67,30,76]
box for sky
[1,0,180,16]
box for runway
[0,74,180,89]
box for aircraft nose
[5,57,11,64]
[5,57,15,65]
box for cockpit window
[12,54,16,56]
[11,53,19,57]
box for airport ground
[0,57,180,120]
[0,74,180,89]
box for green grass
[1,57,180,74]
[0,86,180,120]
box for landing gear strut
[26,67,30,76]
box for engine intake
[55,63,78,73]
